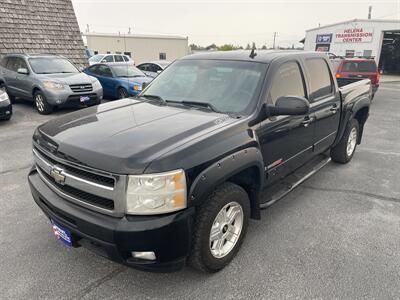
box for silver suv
[0,54,103,114]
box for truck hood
[36,99,238,174]
[36,72,95,85]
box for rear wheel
[118,87,129,99]
[331,119,359,164]
[34,91,53,115]
[188,182,250,273]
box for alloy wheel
[209,201,244,258]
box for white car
[89,54,134,66]
[136,61,171,78]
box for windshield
[89,55,104,63]
[29,58,79,74]
[142,59,267,114]
[112,65,146,77]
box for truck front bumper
[28,169,194,272]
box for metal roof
[306,18,400,32]
[84,32,188,40]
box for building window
[116,51,121,54]
[107,51,111,54]
[124,52,131,58]
[363,50,372,58]
[159,53,166,60]
[345,50,355,58]
[94,51,98,55]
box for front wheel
[118,87,129,99]
[331,119,359,164]
[34,91,53,115]
[188,182,250,273]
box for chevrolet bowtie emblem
[50,167,66,184]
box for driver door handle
[301,116,314,127]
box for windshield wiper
[166,100,221,113]
[139,94,165,103]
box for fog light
[5,111,10,114]
[56,100,62,104]
[131,251,156,261]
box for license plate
[80,96,90,103]
[52,221,73,247]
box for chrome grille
[33,145,126,216]
[70,84,93,93]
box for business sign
[335,27,374,43]
[316,34,332,44]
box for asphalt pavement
[1,83,400,299]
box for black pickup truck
[28,51,372,273]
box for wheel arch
[188,147,265,220]
[353,106,369,144]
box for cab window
[305,58,333,100]
[268,61,306,104]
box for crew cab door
[257,60,314,185]
[302,57,341,153]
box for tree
[252,42,256,49]
[218,44,242,51]
[245,43,251,50]
[261,45,267,50]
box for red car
[331,58,379,98]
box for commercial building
[303,19,400,74]
[0,0,87,67]
[84,33,189,64]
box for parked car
[0,88,12,121]
[29,51,371,273]
[89,54,134,66]
[136,60,171,78]
[84,63,153,99]
[0,54,103,114]
[331,58,379,97]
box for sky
[72,0,400,48]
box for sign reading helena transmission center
[335,27,374,43]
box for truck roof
[182,50,326,63]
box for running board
[259,154,331,209]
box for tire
[34,91,53,115]
[188,182,250,273]
[118,87,129,99]
[331,118,359,164]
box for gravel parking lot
[1,82,400,299]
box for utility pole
[273,32,278,49]
[368,6,372,19]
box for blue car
[84,63,153,99]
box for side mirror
[268,96,310,116]
[17,68,29,75]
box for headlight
[92,79,102,89]
[0,91,9,102]
[43,80,64,90]
[132,84,142,91]
[126,169,187,215]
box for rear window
[342,61,377,73]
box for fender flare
[334,100,370,147]
[188,147,265,218]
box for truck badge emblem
[50,167,66,184]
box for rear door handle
[330,105,338,114]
